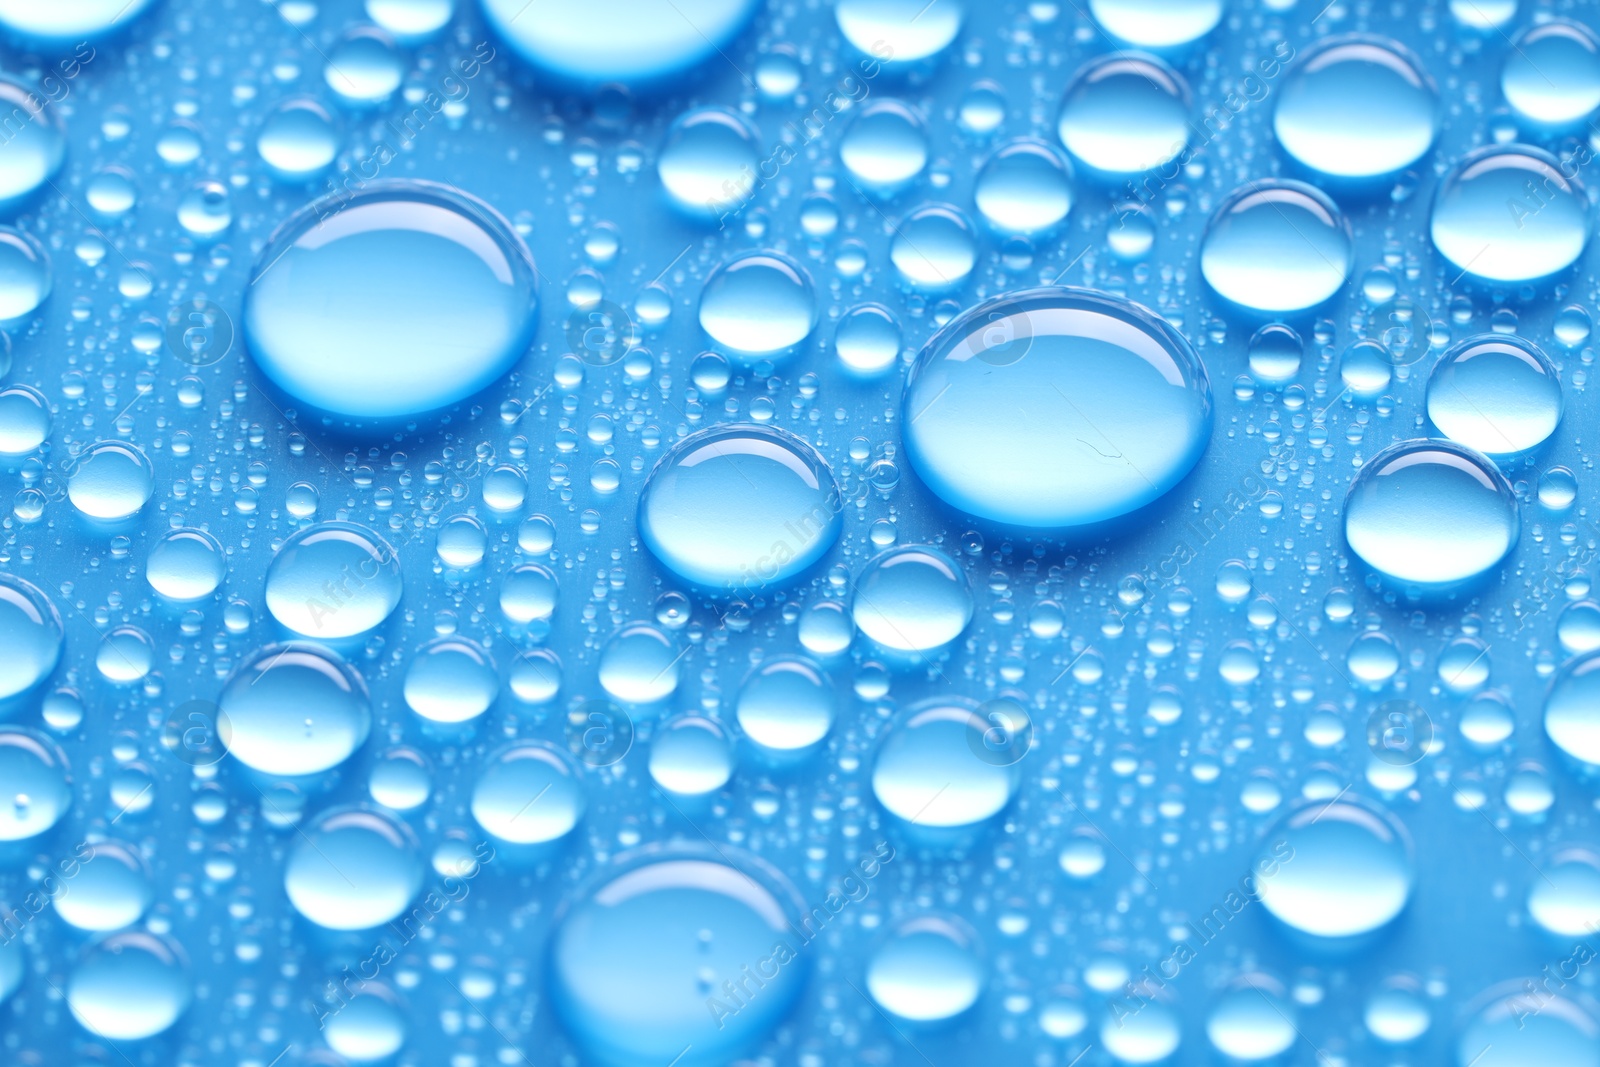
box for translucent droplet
[0,227,51,319]
[1458,984,1600,1067]
[245,180,538,419]
[67,441,153,521]
[737,656,835,751]
[974,138,1074,235]
[835,303,902,376]
[1344,439,1518,585]
[265,521,402,638]
[598,622,681,704]
[840,100,928,193]
[891,203,977,289]
[1255,799,1414,938]
[66,932,191,1040]
[146,528,225,601]
[326,986,409,1061]
[219,644,372,777]
[1206,979,1296,1061]
[1248,324,1303,384]
[1089,0,1221,47]
[852,546,972,653]
[366,0,455,39]
[1502,20,1600,127]
[873,701,1017,827]
[1431,145,1589,283]
[867,916,984,1022]
[472,743,584,844]
[482,0,759,84]
[649,715,734,795]
[404,637,497,723]
[0,78,64,210]
[1426,334,1561,456]
[0,574,63,698]
[698,251,816,355]
[0,384,50,455]
[436,514,488,568]
[1528,848,1600,936]
[658,107,759,220]
[835,0,964,63]
[285,807,422,929]
[1057,53,1190,176]
[257,97,340,178]
[324,27,403,105]
[0,727,69,840]
[1200,180,1352,312]
[54,841,152,931]
[903,287,1212,527]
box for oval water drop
[285,807,422,930]
[1274,36,1438,179]
[265,521,402,638]
[1200,180,1352,313]
[1426,334,1561,457]
[1431,145,1589,283]
[218,644,372,777]
[1255,799,1414,938]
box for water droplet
[66,932,191,1040]
[974,138,1074,235]
[873,700,1017,827]
[257,97,340,178]
[1502,19,1600,127]
[835,303,902,376]
[67,441,154,520]
[1426,334,1561,456]
[649,715,734,795]
[852,545,972,653]
[0,727,69,840]
[265,521,402,638]
[891,203,977,289]
[698,251,816,355]
[472,743,585,843]
[903,287,1212,527]
[366,0,455,39]
[658,107,759,220]
[325,27,403,105]
[840,100,929,193]
[1255,799,1414,938]
[0,78,63,210]
[245,180,539,419]
[1458,984,1600,1067]
[483,0,759,84]
[1247,324,1303,384]
[836,0,964,63]
[146,528,225,601]
[0,574,63,698]
[1200,180,1352,312]
[1273,36,1437,179]
[54,841,152,931]
[1206,978,1296,1061]
[1057,53,1191,176]
[0,227,51,320]
[404,637,497,723]
[866,916,984,1022]
[737,656,835,751]
[1431,145,1589,283]
[285,807,422,929]
[598,622,681,704]
[0,384,50,455]
[1089,0,1221,47]
[326,986,409,1061]
[219,644,372,777]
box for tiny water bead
[0,227,51,320]
[902,287,1212,528]
[549,849,807,1067]
[66,932,192,1041]
[1255,799,1414,938]
[698,251,816,354]
[1200,180,1352,313]
[639,424,841,592]
[657,107,759,220]
[1088,0,1221,48]
[852,545,973,653]
[649,716,735,795]
[736,656,835,751]
[891,204,977,288]
[1057,53,1191,176]
[264,521,403,639]
[403,637,497,723]
[1426,334,1562,457]
[67,441,154,520]
[866,916,985,1022]
[1528,848,1600,936]
[1273,36,1438,179]
[835,303,902,376]
[0,727,70,840]
[482,0,759,84]
[835,0,964,63]
[472,743,585,843]
[256,97,340,178]
[872,701,1018,828]
[1457,986,1600,1067]
[973,139,1074,235]
[0,78,63,211]
[0,574,63,699]
[1430,145,1590,283]
[1502,20,1600,127]
[218,644,372,777]
[245,180,538,420]
[1543,651,1600,766]
[1342,439,1519,586]
[839,100,929,193]
[284,807,423,930]
[146,528,226,601]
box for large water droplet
[872,701,1017,828]
[867,916,984,1022]
[1426,334,1562,457]
[219,644,372,777]
[902,286,1212,528]
[649,716,734,795]
[598,622,682,704]
[736,656,835,751]
[1205,979,1296,1061]
[1431,145,1589,283]
[265,521,403,638]
[1088,0,1221,47]
[245,180,538,419]
[54,841,152,931]
[472,743,585,843]
[0,0,154,41]
[974,138,1074,235]
[835,0,964,63]
[1458,984,1600,1067]
[0,574,63,699]
[1544,650,1600,766]
[404,636,497,723]
[0,78,63,210]
[67,441,153,520]
[658,107,759,221]
[840,100,929,193]
[1057,54,1190,177]
[1255,799,1414,938]
[1273,36,1437,179]
[483,0,759,84]
[1502,19,1600,127]
[0,727,69,840]
[1200,180,1352,313]
[146,528,226,601]
[66,932,191,1040]
[852,545,972,653]
[257,97,340,179]
[0,227,50,320]
[640,424,841,592]
[1343,439,1519,585]
[698,251,816,355]
[1528,847,1600,936]
[285,807,422,930]
[0,384,50,456]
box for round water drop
[1274,36,1437,179]
[97,626,152,684]
[640,424,840,592]
[1542,650,1600,766]
[258,98,339,178]
[1560,602,1600,655]
[1248,324,1303,384]
[86,167,136,216]
[0,79,63,210]
[698,251,815,355]
[1503,20,1600,127]
[219,644,372,777]
[0,227,50,319]
[0,727,69,840]
[405,637,497,723]
[737,656,834,751]
[367,0,454,39]
[658,107,759,220]
[598,622,680,704]
[0,574,62,698]
[1057,54,1190,176]
[891,204,977,288]
[0,384,50,455]
[867,917,984,1022]
[0,935,18,1005]
[245,180,538,420]
[903,287,1211,528]
[839,101,928,193]
[266,522,401,638]
[649,716,734,795]
[325,28,403,105]
[755,49,801,99]
[1458,985,1600,1067]
[1255,799,1414,938]
[1344,439,1517,585]
[974,139,1074,235]
[1431,145,1589,283]
[852,546,972,653]
[501,563,559,623]
[835,303,902,376]
[873,701,1017,827]
[1451,0,1515,29]
[482,0,759,85]
[66,932,191,1040]
[67,441,152,520]
[285,807,422,930]
[436,514,487,568]
[1088,0,1221,47]
[1427,334,1561,456]
[147,528,225,600]
[326,987,408,1061]
[1206,980,1296,1061]
[836,0,964,63]
[1529,848,1600,936]
[177,180,231,239]
[473,743,584,844]
[369,748,432,811]
[55,841,151,931]
[1201,180,1352,313]
[549,848,806,1067]
[1102,999,1181,1064]
[1366,980,1430,1044]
